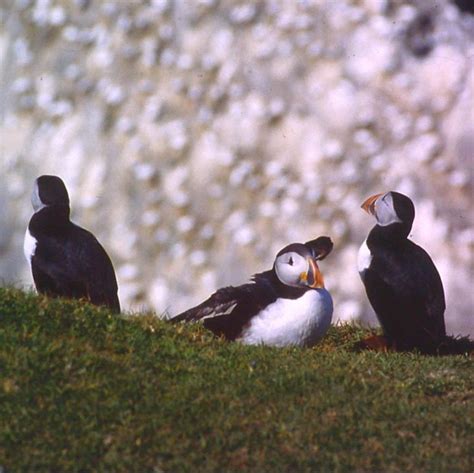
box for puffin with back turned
[24,175,120,313]
[358,191,446,352]
[172,236,334,347]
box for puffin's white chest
[23,227,37,264]
[239,289,333,347]
[358,239,372,275]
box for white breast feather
[23,228,37,264]
[239,289,333,347]
[358,239,372,275]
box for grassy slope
[0,287,473,473]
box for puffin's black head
[274,236,333,289]
[32,175,70,212]
[361,191,415,237]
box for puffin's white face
[362,192,402,227]
[274,250,324,289]
[373,193,402,226]
[275,251,308,287]
[31,180,46,213]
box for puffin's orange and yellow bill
[361,193,383,215]
[307,258,325,289]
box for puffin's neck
[267,269,310,300]
[29,204,71,235]
[367,222,411,248]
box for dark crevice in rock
[404,12,435,58]
[452,0,474,15]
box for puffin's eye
[288,256,294,266]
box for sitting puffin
[171,236,334,347]
[24,175,120,313]
[358,191,446,352]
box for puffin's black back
[27,176,120,313]
[362,213,446,351]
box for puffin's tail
[169,298,216,324]
[169,307,196,323]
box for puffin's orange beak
[361,193,384,215]
[305,258,325,289]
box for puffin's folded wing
[171,285,246,323]
[170,272,279,340]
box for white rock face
[1,0,473,335]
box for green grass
[1,287,473,473]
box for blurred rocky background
[1,0,473,335]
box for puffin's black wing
[363,240,445,349]
[171,271,279,340]
[31,223,120,313]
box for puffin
[171,236,334,347]
[24,175,120,313]
[358,191,446,352]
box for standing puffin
[358,191,446,352]
[24,175,120,313]
[171,236,334,347]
